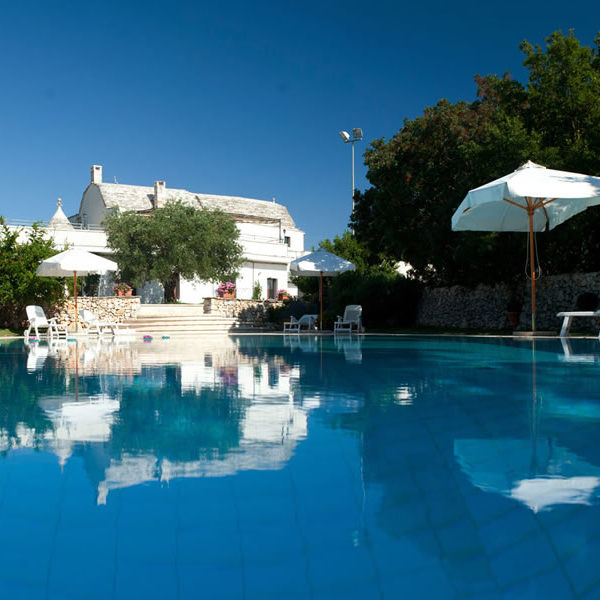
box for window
[267,278,277,300]
[284,236,291,247]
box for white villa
[10,165,305,302]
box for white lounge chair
[334,305,363,333]
[24,305,68,339]
[283,314,317,332]
[79,309,130,336]
[556,310,600,338]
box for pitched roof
[93,183,297,228]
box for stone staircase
[123,304,260,336]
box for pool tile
[117,523,176,562]
[244,557,311,599]
[114,560,177,600]
[0,579,46,600]
[478,506,541,553]
[177,526,242,568]
[489,530,560,587]
[442,553,499,597]
[563,536,600,597]
[500,566,575,599]
[380,566,455,599]
[437,516,486,558]
[179,565,244,599]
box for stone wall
[203,297,283,326]
[52,296,141,331]
[416,271,600,332]
[416,283,513,330]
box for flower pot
[117,289,133,297]
[506,311,520,329]
[221,292,235,298]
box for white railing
[3,218,104,231]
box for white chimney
[154,181,166,208]
[91,165,103,184]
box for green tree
[318,231,374,272]
[0,220,65,330]
[104,202,244,302]
[353,30,600,286]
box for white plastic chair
[283,314,317,332]
[79,309,129,336]
[24,305,68,339]
[334,305,363,333]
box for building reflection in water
[14,337,311,504]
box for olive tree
[104,202,244,302]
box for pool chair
[556,310,600,338]
[79,309,129,336]
[283,314,318,332]
[334,305,363,333]
[24,305,68,339]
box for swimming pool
[1,334,599,599]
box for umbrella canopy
[36,249,118,277]
[290,247,355,277]
[290,248,355,329]
[452,161,600,330]
[37,249,118,331]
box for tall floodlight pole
[339,128,363,215]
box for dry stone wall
[416,272,600,332]
[52,296,141,331]
[203,297,282,327]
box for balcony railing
[3,218,104,231]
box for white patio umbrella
[290,247,355,329]
[36,249,118,331]
[452,161,600,330]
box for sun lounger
[556,310,600,338]
[334,305,363,333]
[283,314,317,332]
[79,309,132,336]
[24,305,68,339]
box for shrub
[328,271,422,329]
[252,281,262,300]
[268,299,318,327]
[0,220,65,330]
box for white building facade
[10,165,305,303]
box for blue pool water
[1,334,600,599]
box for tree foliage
[352,30,600,286]
[104,202,244,302]
[0,220,65,330]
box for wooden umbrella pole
[528,206,536,332]
[319,271,323,331]
[74,270,78,333]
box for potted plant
[277,289,290,301]
[113,282,133,297]
[217,281,236,298]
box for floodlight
[339,126,364,224]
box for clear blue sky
[0,0,598,247]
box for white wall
[79,185,107,228]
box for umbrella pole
[528,207,536,332]
[74,270,78,333]
[319,271,323,331]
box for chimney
[154,180,166,208]
[91,165,102,184]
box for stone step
[136,304,207,317]
[127,315,234,322]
